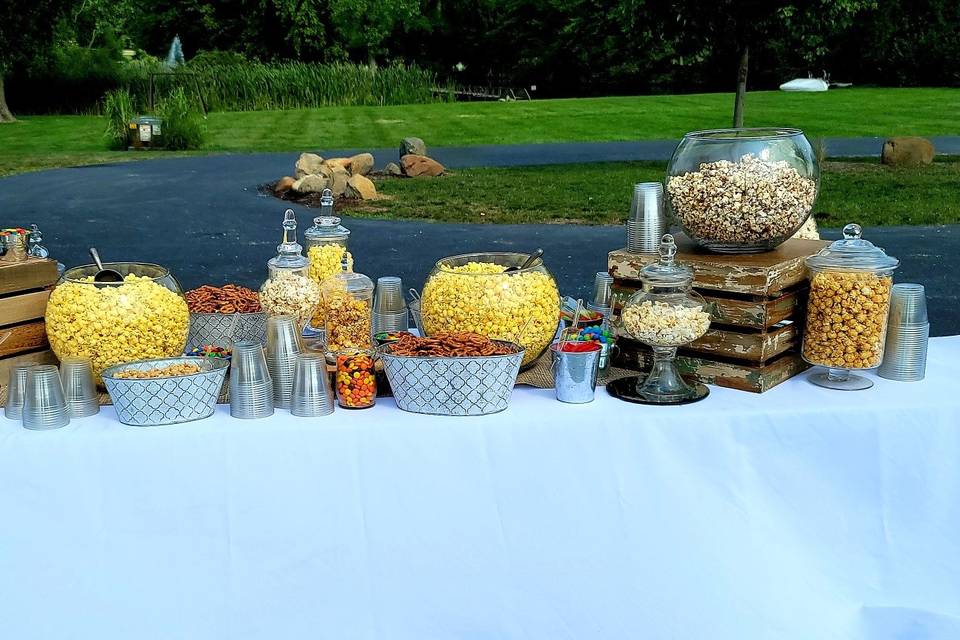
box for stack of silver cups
[290,353,335,417]
[626,182,667,253]
[266,315,303,409]
[877,283,929,381]
[22,365,71,430]
[372,276,409,334]
[4,365,32,420]
[230,341,275,418]
[585,271,614,321]
[59,357,100,418]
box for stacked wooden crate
[0,259,59,388]
[608,236,829,393]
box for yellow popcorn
[307,244,353,325]
[45,274,190,383]
[421,261,560,366]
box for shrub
[155,87,205,150]
[103,89,135,150]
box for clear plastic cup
[22,365,70,430]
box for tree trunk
[732,44,749,128]
[0,75,16,123]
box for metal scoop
[89,248,123,287]
[504,248,544,273]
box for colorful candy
[187,344,231,359]
[335,351,377,409]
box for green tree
[0,0,75,121]
[329,0,421,65]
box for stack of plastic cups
[878,283,929,381]
[626,182,667,254]
[266,315,302,409]
[290,353,335,417]
[4,365,31,420]
[59,357,100,418]
[372,276,409,334]
[230,341,275,418]
[585,271,614,323]
[22,365,70,430]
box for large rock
[400,137,426,159]
[327,164,350,196]
[274,176,296,193]
[385,162,403,177]
[325,157,353,171]
[349,153,375,176]
[401,154,444,177]
[881,137,935,167]
[346,174,377,200]
[295,174,329,194]
[294,153,325,179]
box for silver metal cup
[59,357,100,418]
[4,365,31,420]
[22,365,70,430]
[290,354,335,417]
[550,342,601,404]
[230,341,275,418]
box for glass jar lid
[640,234,693,288]
[268,208,308,270]
[326,251,373,293]
[805,223,899,271]
[305,190,350,241]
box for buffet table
[2,336,959,640]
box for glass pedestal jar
[304,190,354,329]
[609,234,712,405]
[259,209,321,330]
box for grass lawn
[1,88,959,177]
[338,159,960,228]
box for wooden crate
[613,338,810,394]
[608,238,826,392]
[0,259,59,376]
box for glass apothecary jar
[335,349,377,409]
[801,223,899,390]
[45,262,189,382]
[304,189,355,327]
[321,254,374,353]
[259,209,321,330]
[666,128,819,253]
[421,252,560,368]
[612,234,711,404]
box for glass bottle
[613,234,712,404]
[304,189,354,328]
[802,223,899,390]
[321,252,374,353]
[259,209,321,330]
[335,349,377,409]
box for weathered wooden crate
[608,237,826,392]
[0,259,59,384]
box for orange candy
[335,352,376,409]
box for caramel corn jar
[801,223,899,390]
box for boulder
[295,174,329,194]
[385,162,403,177]
[294,153,325,179]
[325,157,353,171]
[348,153,375,176]
[327,164,350,196]
[401,154,444,177]
[346,174,377,200]
[881,137,935,167]
[400,137,426,159]
[274,176,296,193]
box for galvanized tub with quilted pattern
[378,341,524,416]
[102,357,229,426]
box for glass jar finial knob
[658,233,677,266]
[842,223,862,239]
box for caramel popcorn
[45,274,190,382]
[621,300,711,346]
[802,271,892,369]
[259,270,321,329]
[322,287,372,352]
[421,261,560,366]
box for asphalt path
[1,152,956,335]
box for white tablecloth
[2,337,959,640]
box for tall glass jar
[666,128,819,253]
[304,189,354,327]
[321,253,374,353]
[421,252,560,368]
[613,234,712,404]
[45,262,189,382]
[259,209,321,330]
[802,223,899,390]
